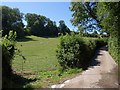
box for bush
[56,33,96,70]
[1,31,17,78]
[1,31,17,88]
[82,38,96,67]
[1,30,26,88]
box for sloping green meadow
[13,36,60,72]
[12,36,82,88]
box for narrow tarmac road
[51,46,119,89]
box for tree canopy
[2,6,24,38]
[25,13,70,37]
[70,2,120,62]
[58,20,70,35]
[96,2,120,62]
[70,2,101,33]
[1,6,71,38]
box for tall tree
[45,19,58,36]
[52,21,59,36]
[58,20,70,35]
[2,6,24,38]
[25,13,39,34]
[70,2,100,33]
[25,13,59,37]
[97,2,120,62]
[25,13,47,36]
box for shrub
[56,33,96,70]
[82,38,96,67]
[1,30,26,88]
[1,31,17,78]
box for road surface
[51,46,119,89]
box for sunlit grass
[12,35,82,88]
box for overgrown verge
[56,33,107,71]
[1,31,17,88]
[1,31,27,88]
[108,34,120,63]
[97,2,120,64]
[2,31,16,78]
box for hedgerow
[108,35,119,63]
[95,38,108,48]
[97,2,120,64]
[56,33,108,71]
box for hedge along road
[51,46,119,88]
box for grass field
[13,36,60,72]
[12,36,82,88]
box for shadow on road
[88,46,108,68]
[89,49,101,67]
[100,46,108,51]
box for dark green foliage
[81,38,96,68]
[25,13,60,37]
[56,33,96,70]
[25,13,70,37]
[70,2,101,33]
[2,6,25,38]
[56,34,84,69]
[45,20,59,37]
[108,36,119,63]
[97,2,120,63]
[95,38,108,48]
[2,5,70,38]
[58,20,70,35]
[25,13,44,36]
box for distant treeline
[1,6,70,38]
